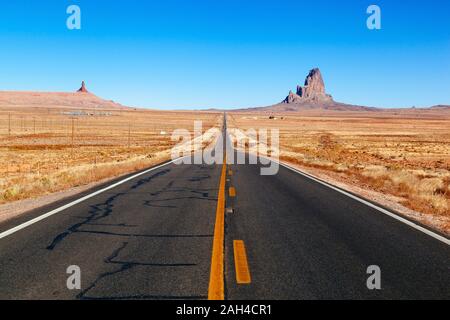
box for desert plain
[0,90,449,235]
[0,91,221,221]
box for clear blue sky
[0,0,449,109]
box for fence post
[70,118,75,158]
[128,123,131,150]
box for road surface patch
[229,187,236,197]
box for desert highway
[0,116,449,300]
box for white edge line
[0,156,190,240]
[234,146,450,246]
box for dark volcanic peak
[298,68,326,97]
[234,67,379,112]
[283,68,333,104]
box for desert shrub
[416,178,444,196]
[389,170,419,188]
[39,176,54,189]
[335,164,349,172]
[420,194,448,213]
[362,165,388,178]
[2,186,22,201]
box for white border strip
[277,160,450,246]
[0,156,189,241]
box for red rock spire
[77,81,88,93]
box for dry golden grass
[229,110,450,232]
[0,105,221,204]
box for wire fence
[0,114,177,147]
[0,112,220,178]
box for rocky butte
[283,68,333,104]
[77,81,89,93]
[237,67,376,112]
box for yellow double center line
[208,156,227,300]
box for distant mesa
[430,104,450,110]
[0,80,129,111]
[283,68,333,104]
[77,81,89,93]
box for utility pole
[128,123,131,150]
[8,113,11,137]
[71,118,75,158]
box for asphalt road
[0,119,449,300]
[225,153,450,299]
[0,160,220,299]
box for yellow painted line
[229,187,236,197]
[208,157,227,300]
[233,240,251,284]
